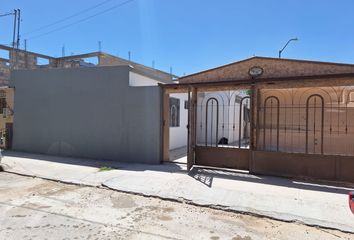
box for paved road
[0,172,352,240]
[1,151,354,233]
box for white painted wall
[129,71,163,86]
[169,93,188,150]
[196,90,250,147]
[128,72,188,150]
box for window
[0,49,9,60]
[0,97,6,114]
[170,97,180,127]
[36,57,50,66]
[184,100,189,109]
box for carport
[162,56,354,184]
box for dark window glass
[184,100,189,110]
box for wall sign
[248,66,263,78]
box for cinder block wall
[11,66,162,164]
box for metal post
[279,38,298,58]
[16,9,20,49]
[12,9,17,48]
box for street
[0,172,352,240]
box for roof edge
[179,56,354,80]
[164,72,354,88]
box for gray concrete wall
[11,66,162,164]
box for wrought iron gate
[194,90,251,170]
[305,94,324,154]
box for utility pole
[12,9,17,48]
[11,9,18,69]
[16,9,20,49]
[24,39,28,68]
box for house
[1,44,188,153]
[162,56,354,183]
[7,43,354,183]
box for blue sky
[1,0,354,76]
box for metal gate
[306,94,324,154]
[194,90,251,170]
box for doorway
[168,93,189,163]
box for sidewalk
[1,151,353,233]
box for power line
[23,0,117,36]
[0,12,14,18]
[27,0,135,40]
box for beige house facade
[163,57,354,184]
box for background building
[1,44,188,152]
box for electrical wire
[0,12,14,18]
[27,0,135,40]
[23,0,117,36]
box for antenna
[98,41,102,52]
[62,45,65,57]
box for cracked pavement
[0,172,353,240]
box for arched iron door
[205,97,219,147]
[306,94,324,154]
[263,96,280,151]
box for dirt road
[0,172,352,240]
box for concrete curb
[101,182,354,234]
[3,168,349,234]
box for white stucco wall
[128,72,188,150]
[196,90,250,146]
[129,71,162,86]
[169,93,188,150]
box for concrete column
[162,88,170,162]
[187,87,197,170]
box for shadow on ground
[3,150,187,173]
[189,166,353,195]
[4,150,353,195]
